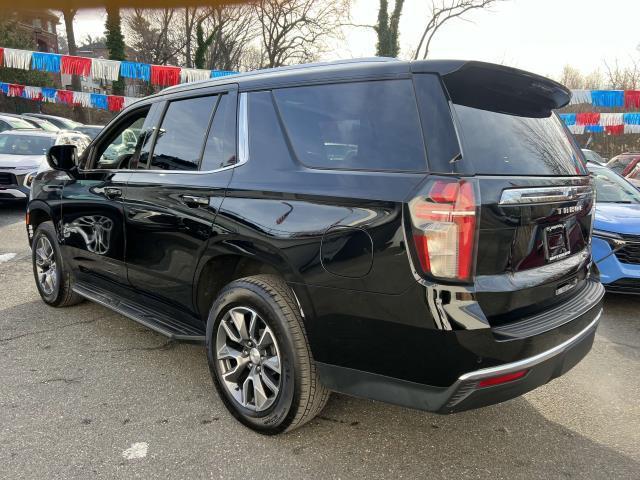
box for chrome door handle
[180,194,210,207]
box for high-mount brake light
[409,179,477,281]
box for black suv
[27,59,604,434]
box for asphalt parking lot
[0,203,638,479]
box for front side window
[273,80,427,172]
[94,108,150,169]
[149,95,217,171]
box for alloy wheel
[215,306,282,412]
[34,236,58,296]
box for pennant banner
[570,88,640,109]
[0,45,237,88]
[0,81,137,112]
[559,111,640,135]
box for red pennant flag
[0,48,4,66]
[61,55,92,77]
[625,91,640,109]
[150,65,181,86]
[56,89,74,104]
[8,84,24,97]
[107,95,125,112]
[605,125,624,136]
[576,112,600,126]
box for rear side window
[273,80,427,172]
[453,105,587,175]
[150,95,216,171]
[201,94,237,170]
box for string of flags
[559,112,640,135]
[0,46,237,87]
[0,81,138,112]
[570,89,640,108]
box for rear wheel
[32,221,83,307]
[206,274,329,434]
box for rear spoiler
[412,60,570,118]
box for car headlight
[23,171,38,188]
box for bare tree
[124,9,185,65]
[194,4,259,71]
[181,7,199,68]
[413,0,502,60]
[253,0,351,68]
[559,65,584,89]
[583,69,604,90]
[603,59,640,90]
[60,8,88,123]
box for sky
[69,0,639,80]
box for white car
[0,130,91,202]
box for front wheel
[206,275,329,434]
[31,221,83,307]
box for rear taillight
[408,179,477,281]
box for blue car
[588,162,640,293]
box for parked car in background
[0,130,90,202]
[588,162,640,293]
[606,152,640,176]
[0,114,38,133]
[75,125,104,140]
[23,113,83,131]
[625,163,640,189]
[581,148,607,165]
[20,116,61,132]
[27,59,603,434]
[0,113,60,132]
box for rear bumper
[440,309,600,412]
[317,302,602,413]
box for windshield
[37,121,60,132]
[0,134,55,155]
[589,165,640,204]
[453,105,587,175]
[4,118,36,129]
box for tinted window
[150,96,217,171]
[273,80,427,171]
[453,105,587,175]
[201,94,237,170]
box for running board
[72,282,206,343]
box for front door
[60,104,161,286]
[124,87,238,318]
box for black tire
[206,274,329,434]
[31,221,83,307]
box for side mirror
[47,145,78,171]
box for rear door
[123,86,237,318]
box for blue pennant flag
[120,61,151,81]
[90,93,108,110]
[31,52,61,73]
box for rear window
[453,105,587,175]
[273,80,427,172]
